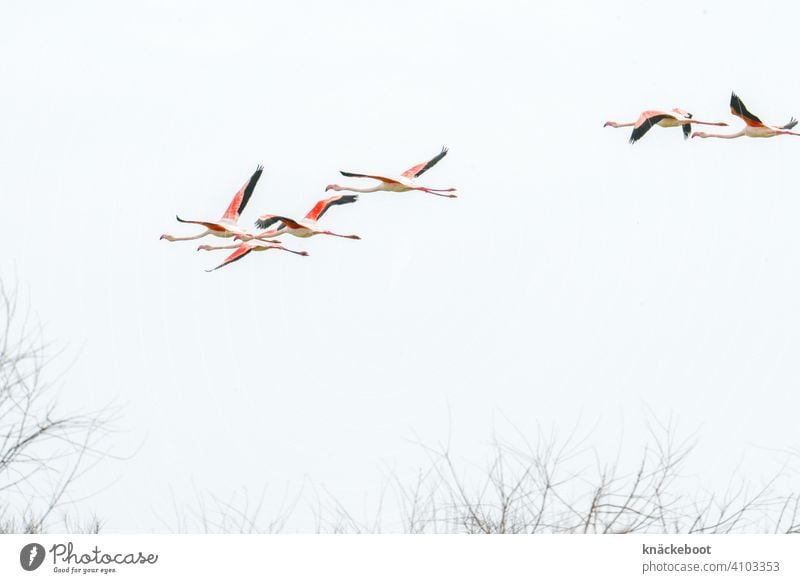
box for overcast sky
[2,0,800,531]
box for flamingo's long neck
[701,129,746,139]
[202,243,240,251]
[164,230,211,242]
[337,184,384,193]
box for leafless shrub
[0,281,114,533]
[163,483,301,534]
[176,418,799,534]
[383,420,800,534]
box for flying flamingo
[325,147,457,198]
[197,240,308,272]
[243,194,361,242]
[604,108,728,144]
[160,165,263,242]
[692,93,799,139]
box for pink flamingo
[692,92,799,139]
[160,166,263,242]
[245,194,361,241]
[197,240,308,272]
[325,147,457,198]
[604,109,728,144]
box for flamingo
[692,92,799,139]
[197,240,308,272]
[160,165,263,242]
[604,109,728,144]
[325,147,457,198]
[244,194,361,242]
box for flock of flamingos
[160,147,457,271]
[604,91,799,143]
[161,92,797,271]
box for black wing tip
[207,248,252,272]
[176,215,187,223]
[248,165,264,182]
[238,165,264,215]
[413,147,450,178]
[316,194,359,220]
[340,170,358,177]
[205,262,226,272]
[627,114,668,145]
[254,215,285,230]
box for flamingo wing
[254,214,283,230]
[730,93,765,127]
[629,111,674,144]
[221,165,264,222]
[206,243,253,272]
[400,146,448,178]
[255,214,301,230]
[339,171,402,184]
[176,216,230,232]
[678,111,693,139]
[304,194,358,221]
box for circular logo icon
[20,543,46,571]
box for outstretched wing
[730,93,764,127]
[255,214,300,230]
[676,110,693,140]
[221,165,264,222]
[781,117,798,130]
[304,195,358,221]
[254,214,282,230]
[400,146,448,178]
[629,111,673,144]
[339,170,401,184]
[176,216,230,232]
[206,244,253,272]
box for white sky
[2,0,800,531]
